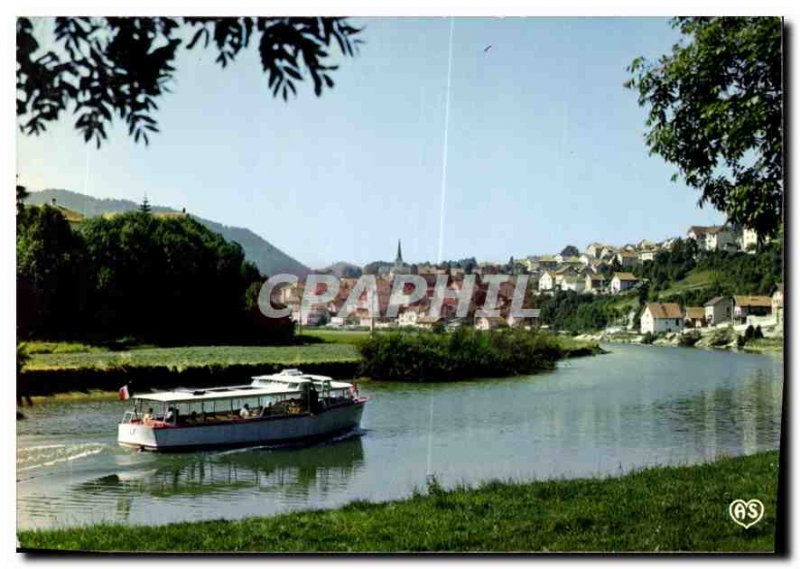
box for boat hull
[118,401,365,452]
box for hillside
[25,189,310,277]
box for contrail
[436,18,455,264]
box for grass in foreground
[18,451,779,552]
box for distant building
[615,250,640,266]
[389,239,410,276]
[474,316,508,330]
[740,228,760,252]
[733,295,772,323]
[610,272,638,294]
[585,272,605,293]
[772,283,784,326]
[538,271,555,292]
[704,296,733,326]
[560,275,585,293]
[640,302,684,334]
[684,306,707,328]
[687,225,739,253]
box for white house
[638,249,657,262]
[772,283,784,326]
[560,275,586,293]
[640,302,684,334]
[474,316,508,330]
[687,225,739,252]
[538,271,555,292]
[740,228,759,252]
[610,272,638,294]
[704,296,733,325]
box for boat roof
[133,370,352,404]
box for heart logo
[729,499,765,529]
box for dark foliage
[536,291,625,333]
[627,17,783,238]
[17,206,294,345]
[358,328,566,381]
[17,17,362,146]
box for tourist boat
[117,369,367,452]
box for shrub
[709,326,735,347]
[641,332,656,344]
[678,330,702,347]
[357,328,564,381]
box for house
[733,295,772,323]
[615,250,640,266]
[610,272,638,294]
[684,306,707,328]
[474,316,508,330]
[638,249,657,263]
[560,275,586,293]
[506,308,541,328]
[398,306,423,327]
[585,242,606,259]
[599,246,618,260]
[538,271,555,292]
[640,302,684,334]
[740,228,760,252]
[704,296,733,325]
[772,283,783,325]
[585,272,605,293]
[417,316,445,329]
[687,225,739,253]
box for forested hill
[25,189,310,278]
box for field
[18,451,780,552]
[24,344,359,372]
[658,269,716,299]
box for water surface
[17,344,783,529]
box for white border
[3,1,798,567]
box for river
[17,343,783,530]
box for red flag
[119,384,130,400]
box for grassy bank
[18,451,779,552]
[24,344,359,371]
[18,344,360,397]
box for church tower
[395,239,403,264]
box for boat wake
[17,442,106,473]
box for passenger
[142,408,154,424]
[239,403,251,419]
[165,406,177,424]
[190,411,198,423]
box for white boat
[117,369,367,452]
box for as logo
[728,499,764,529]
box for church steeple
[395,239,403,264]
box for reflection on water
[17,344,783,529]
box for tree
[627,17,782,239]
[139,195,151,214]
[560,245,580,258]
[17,17,362,147]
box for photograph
[15,13,785,553]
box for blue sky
[17,17,726,268]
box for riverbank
[18,450,779,552]
[573,328,783,354]
[19,331,602,397]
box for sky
[17,17,727,269]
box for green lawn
[297,328,371,345]
[18,451,780,553]
[658,269,716,299]
[25,344,359,372]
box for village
[274,223,783,341]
